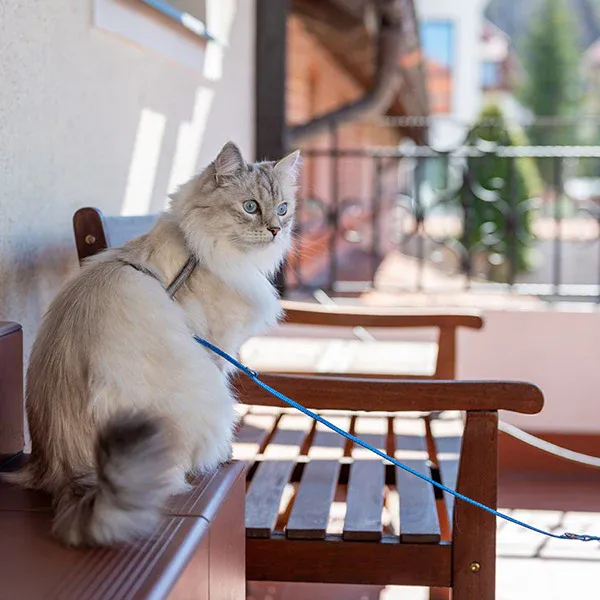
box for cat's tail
[51,411,180,547]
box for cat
[4,141,300,547]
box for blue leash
[194,335,600,543]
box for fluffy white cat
[4,142,300,546]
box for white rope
[498,420,600,468]
[313,289,377,341]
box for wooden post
[452,411,498,600]
[255,0,291,295]
[435,327,457,379]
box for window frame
[139,0,213,41]
[93,0,214,72]
[420,19,455,114]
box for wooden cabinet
[0,321,246,600]
[0,322,24,456]
[0,459,246,599]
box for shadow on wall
[0,0,253,356]
[120,0,243,216]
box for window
[141,1,209,38]
[481,61,500,89]
[420,20,454,114]
[94,0,211,71]
[164,1,206,22]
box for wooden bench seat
[237,408,443,545]
[231,374,544,597]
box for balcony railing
[286,123,600,303]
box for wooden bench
[71,207,545,598]
[0,322,246,599]
[235,376,543,599]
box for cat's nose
[267,226,281,238]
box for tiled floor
[242,335,438,376]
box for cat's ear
[274,149,301,183]
[214,142,245,183]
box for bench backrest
[73,207,158,263]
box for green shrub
[461,103,542,279]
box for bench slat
[343,460,385,541]
[286,460,341,539]
[342,416,387,540]
[395,461,441,543]
[439,458,459,528]
[233,409,279,464]
[308,415,350,459]
[262,413,312,459]
[394,417,430,459]
[246,461,297,538]
[351,416,387,459]
[245,414,311,537]
[395,418,441,543]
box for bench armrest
[0,322,24,455]
[280,301,484,330]
[234,374,544,415]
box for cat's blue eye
[277,202,288,216]
[243,200,258,214]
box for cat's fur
[4,142,300,546]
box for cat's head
[170,142,300,276]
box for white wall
[416,0,490,146]
[459,309,600,434]
[0,0,255,354]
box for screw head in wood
[85,234,96,245]
[470,562,481,573]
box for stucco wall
[0,0,255,356]
[459,308,600,434]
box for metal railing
[286,124,600,303]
